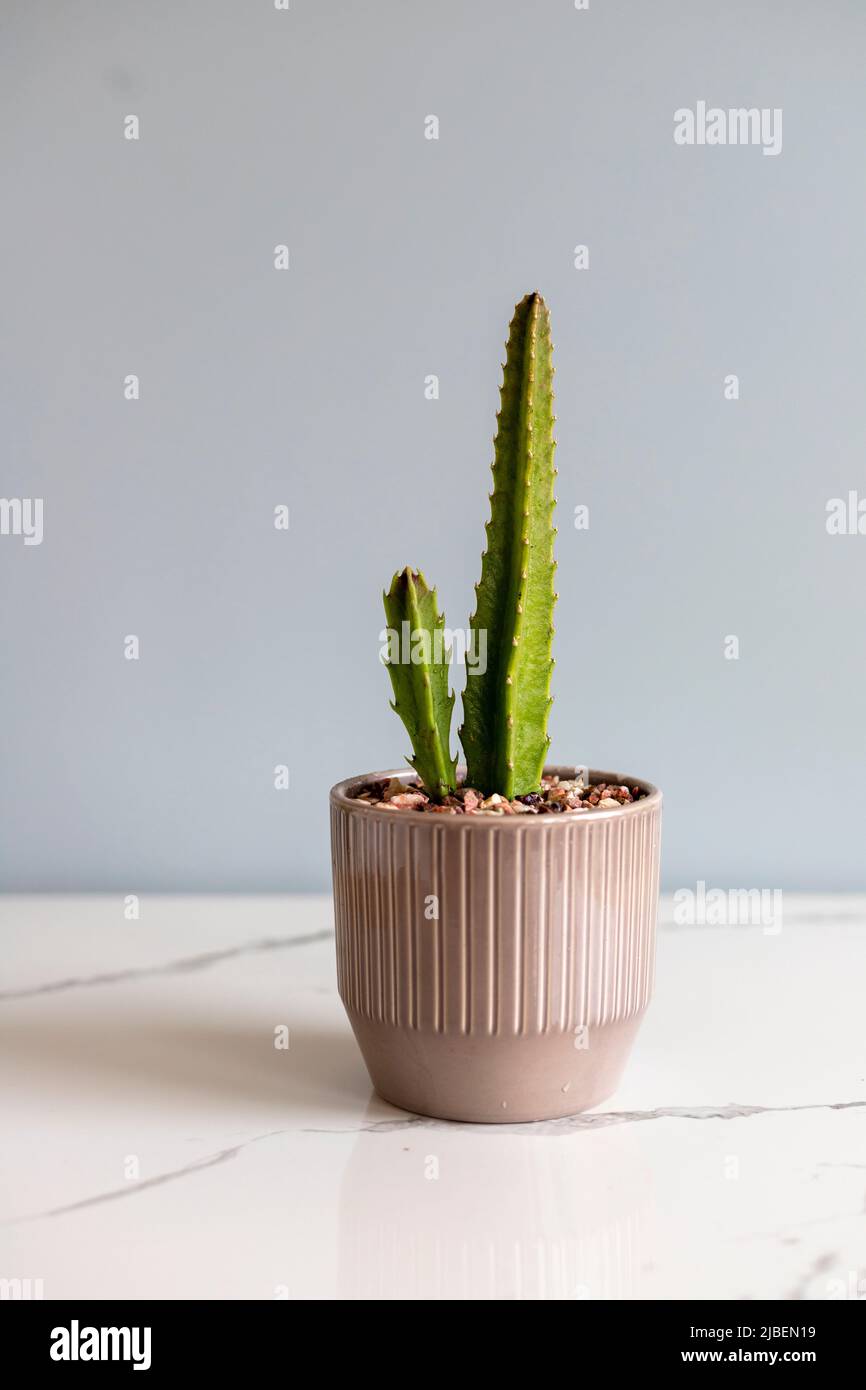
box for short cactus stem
[382,568,457,800]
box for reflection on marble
[1,894,865,1300]
[335,1102,651,1299]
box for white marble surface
[1,894,865,1301]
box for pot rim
[330,765,662,827]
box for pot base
[348,1012,646,1124]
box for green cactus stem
[383,567,458,800]
[459,292,557,798]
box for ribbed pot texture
[330,767,662,1123]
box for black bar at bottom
[4,1298,861,1373]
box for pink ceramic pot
[330,767,662,1123]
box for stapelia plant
[384,292,557,801]
[382,568,458,800]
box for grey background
[2,0,864,892]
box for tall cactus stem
[459,292,557,797]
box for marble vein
[0,929,334,1003]
[5,1128,293,1226]
[302,1098,866,1137]
[787,1252,836,1301]
[8,1099,865,1227]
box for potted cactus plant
[330,293,662,1123]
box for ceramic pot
[330,767,662,1123]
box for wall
[2,0,863,890]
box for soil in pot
[353,771,650,816]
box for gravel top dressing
[353,773,649,816]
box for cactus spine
[383,568,457,799]
[459,292,557,797]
